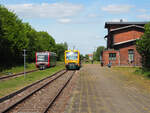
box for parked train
[64,50,81,70]
[35,51,56,70]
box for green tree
[85,54,89,60]
[0,5,29,70]
[0,5,57,70]
[23,23,39,61]
[0,4,68,71]
[80,54,84,61]
[136,22,150,68]
[35,31,55,51]
[93,46,105,61]
[55,43,68,61]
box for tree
[55,43,68,61]
[36,31,55,51]
[93,46,105,61]
[0,5,29,70]
[136,22,150,68]
[0,5,68,71]
[85,54,89,60]
[80,54,84,61]
[0,5,57,70]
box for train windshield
[37,55,48,62]
[66,52,78,60]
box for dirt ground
[63,64,150,113]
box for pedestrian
[91,60,93,64]
[101,61,103,67]
[107,61,112,68]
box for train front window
[37,55,48,62]
[66,52,78,60]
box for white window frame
[128,49,134,62]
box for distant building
[88,54,93,60]
[102,21,148,66]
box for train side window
[45,55,48,62]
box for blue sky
[0,0,150,55]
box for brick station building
[102,21,148,66]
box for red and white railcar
[35,51,56,70]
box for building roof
[88,54,93,56]
[105,21,149,28]
[110,25,144,32]
[104,25,144,39]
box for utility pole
[23,49,26,78]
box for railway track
[0,64,63,81]
[0,69,75,113]
[0,69,38,81]
[0,69,65,103]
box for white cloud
[57,18,72,24]
[138,9,147,13]
[137,14,150,20]
[6,3,83,19]
[101,4,133,14]
[87,14,98,18]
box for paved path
[64,64,150,113]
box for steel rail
[1,69,67,113]
[44,71,76,113]
[0,64,63,81]
[0,69,65,103]
[0,69,38,80]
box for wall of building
[113,29,144,44]
[103,23,145,66]
[102,50,119,66]
[119,45,141,66]
[103,44,142,66]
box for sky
[0,0,150,55]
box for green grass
[0,63,36,77]
[112,66,150,79]
[0,64,65,97]
[134,68,150,78]
[82,61,101,64]
[112,66,150,93]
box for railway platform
[63,64,150,113]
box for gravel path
[63,64,150,113]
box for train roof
[36,51,56,55]
[65,50,80,53]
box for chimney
[120,19,123,22]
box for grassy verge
[0,64,65,98]
[82,61,101,64]
[112,67,150,92]
[112,67,150,79]
[134,68,150,78]
[0,63,36,77]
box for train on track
[35,51,56,70]
[64,50,81,70]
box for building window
[128,49,134,62]
[109,53,116,60]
